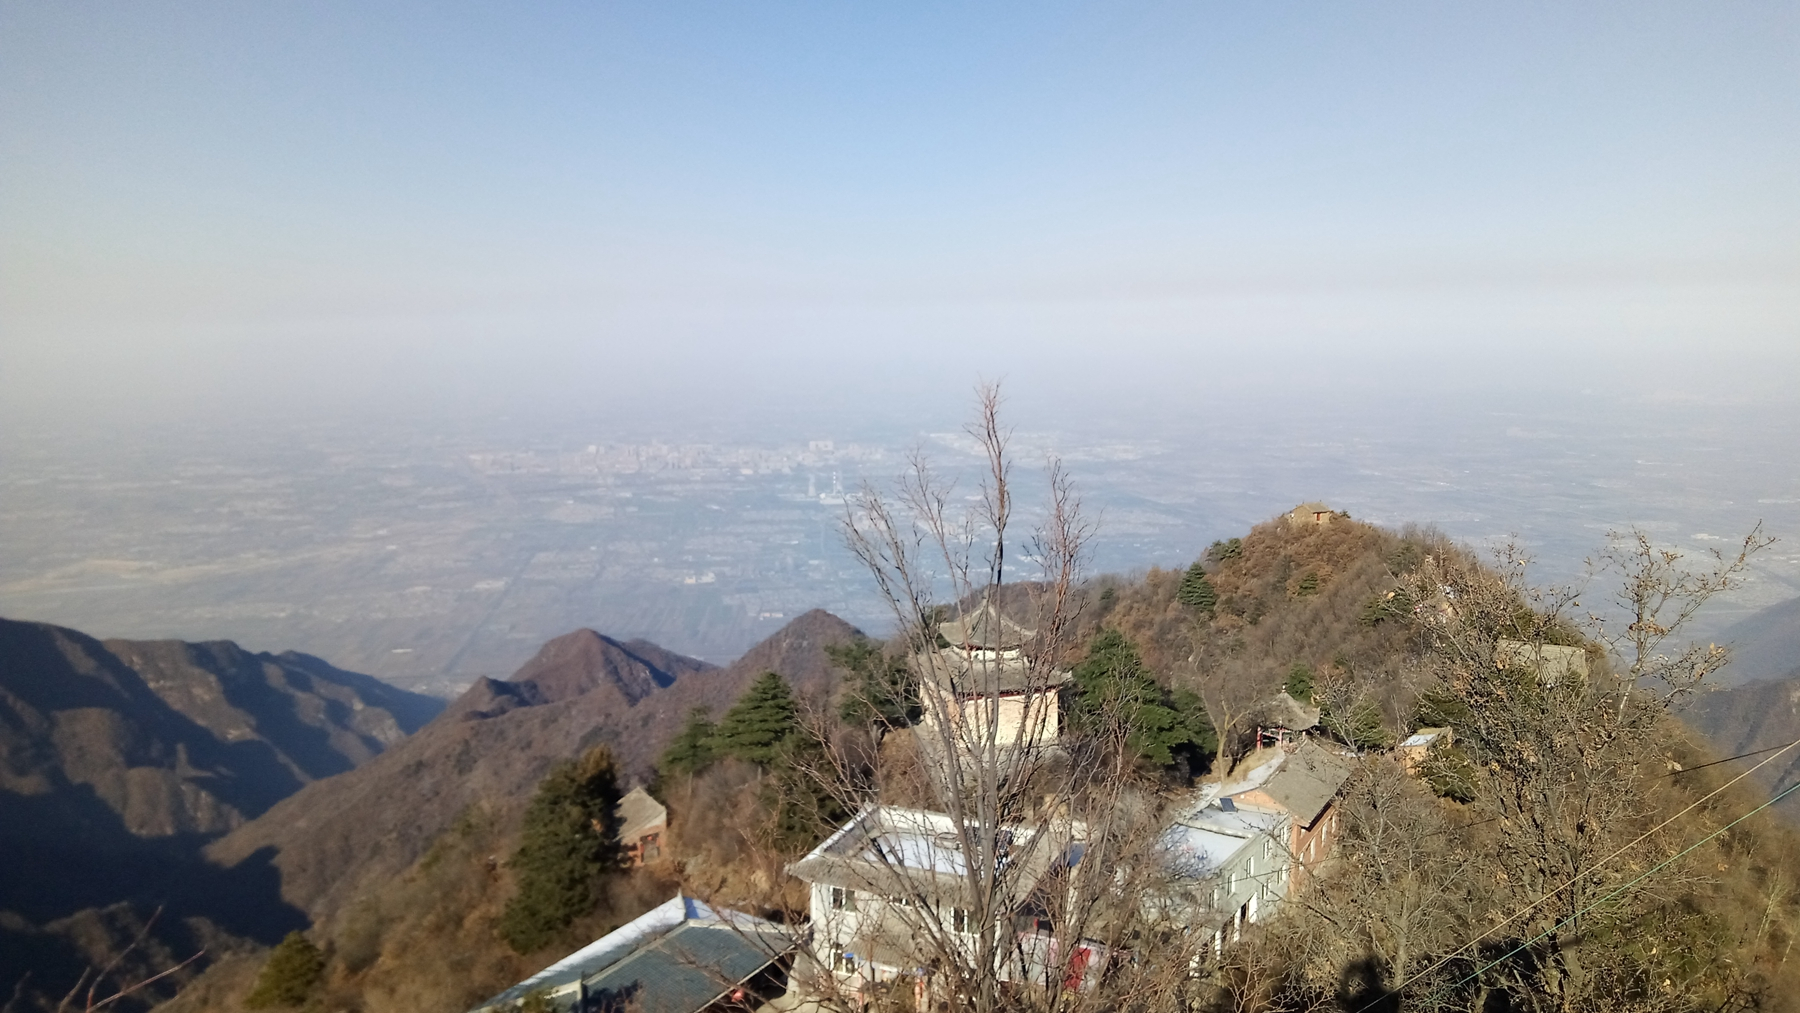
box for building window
[830,887,856,911]
[832,952,856,973]
[951,907,970,933]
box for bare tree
[1592,523,1774,716]
[1368,526,1772,1011]
[782,384,1205,1013]
[41,907,205,1013]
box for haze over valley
[3,383,1795,697]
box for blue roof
[470,896,793,1013]
[579,921,790,1013]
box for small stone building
[1396,727,1452,775]
[1286,502,1335,527]
[1494,639,1590,687]
[617,786,668,866]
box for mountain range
[0,609,860,1010]
[0,617,445,1010]
[206,608,858,928]
[4,584,1794,1010]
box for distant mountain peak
[207,611,864,925]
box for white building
[1154,787,1292,954]
[787,806,1094,1000]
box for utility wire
[1351,733,1800,1013]
[1657,740,1800,778]
[1454,775,1800,991]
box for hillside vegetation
[101,510,1800,1012]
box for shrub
[1285,663,1314,704]
[244,931,324,1009]
[1207,537,1244,562]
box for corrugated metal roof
[789,806,1076,908]
[469,896,791,1013]
[578,921,790,1013]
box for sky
[3,1,1799,431]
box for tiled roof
[1248,739,1353,828]
[1258,691,1320,731]
[937,601,1034,650]
[913,648,1069,696]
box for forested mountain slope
[204,610,860,931]
[1686,673,1800,816]
[139,507,1800,1013]
[0,616,442,1012]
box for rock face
[206,610,863,928]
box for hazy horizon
[3,3,1797,690]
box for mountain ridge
[205,609,862,928]
[0,615,446,1012]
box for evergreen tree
[830,637,918,730]
[658,707,718,779]
[499,746,625,954]
[1321,696,1393,751]
[244,931,324,1009]
[1068,630,1217,775]
[713,671,800,767]
[1176,561,1217,614]
[1285,663,1315,704]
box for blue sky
[4,2,1797,427]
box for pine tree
[244,931,324,1009]
[713,671,800,767]
[1069,630,1216,775]
[830,638,918,730]
[1285,663,1315,704]
[1321,695,1392,751]
[1176,561,1217,614]
[499,746,625,954]
[658,707,718,779]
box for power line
[1657,740,1800,778]
[1351,733,1800,1013]
[1454,776,1800,991]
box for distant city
[3,389,1796,697]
